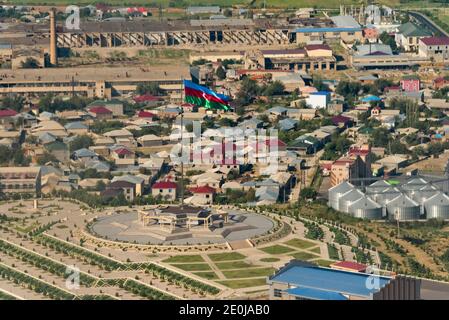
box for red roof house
[189,185,216,194]
[420,36,449,46]
[137,110,156,118]
[0,109,18,118]
[330,261,367,273]
[152,181,178,189]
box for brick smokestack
[50,9,57,66]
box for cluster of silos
[329,177,449,221]
[328,181,383,220]
[386,194,421,221]
[423,192,449,220]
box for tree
[312,75,330,92]
[37,152,58,165]
[21,57,40,69]
[370,127,390,148]
[235,77,259,106]
[262,81,285,96]
[300,187,317,200]
[69,135,93,152]
[136,83,163,96]
[2,96,24,112]
[96,180,106,191]
[379,31,397,53]
[215,66,226,80]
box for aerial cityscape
[1,0,449,303]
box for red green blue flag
[183,80,231,111]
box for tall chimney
[50,9,57,66]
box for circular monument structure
[89,205,275,245]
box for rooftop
[420,36,449,46]
[270,262,391,298]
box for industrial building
[295,15,363,44]
[328,177,449,221]
[268,260,421,300]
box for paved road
[409,11,449,37]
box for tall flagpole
[180,77,184,209]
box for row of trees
[0,264,75,300]
[36,234,125,271]
[0,239,97,287]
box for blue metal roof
[310,91,330,96]
[361,95,382,102]
[285,287,348,300]
[271,265,391,297]
[296,27,362,33]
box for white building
[306,91,331,109]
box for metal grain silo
[386,194,420,221]
[402,178,428,197]
[370,187,401,206]
[411,184,439,204]
[328,181,354,210]
[424,192,449,220]
[348,196,383,220]
[338,188,364,213]
[365,180,391,193]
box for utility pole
[395,210,400,238]
[180,77,185,209]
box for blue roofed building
[267,260,421,300]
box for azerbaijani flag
[183,80,231,111]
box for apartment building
[0,166,42,196]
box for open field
[207,252,246,262]
[260,244,295,255]
[290,251,319,261]
[162,255,205,263]
[283,238,316,250]
[222,267,275,279]
[170,263,212,271]
[217,278,267,289]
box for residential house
[400,76,420,92]
[137,134,163,147]
[64,122,89,135]
[419,36,449,61]
[71,148,99,162]
[88,100,123,116]
[187,185,215,205]
[395,22,432,52]
[102,180,135,201]
[88,106,113,120]
[31,120,67,138]
[151,180,177,201]
[112,174,145,196]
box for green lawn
[290,251,318,261]
[260,257,280,263]
[171,263,211,271]
[215,261,255,270]
[193,271,218,280]
[162,255,204,263]
[217,278,267,289]
[314,260,335,267]
[222,267,275,279]
[260,245,295,255]
[284,238,316,250]
[208,252,246,262]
